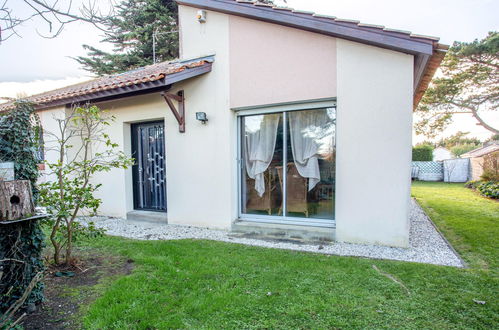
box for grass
[412,181,499,271]
[67,182,499,328]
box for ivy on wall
[0,221,45,313]
[0,100,41,199]
[0,100,45,322]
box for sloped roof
[1,1,446,111]
[0,57,213,112]
[178,0,448,108]
[461,143,499,158]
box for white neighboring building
[433,147,453,161]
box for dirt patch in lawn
[18,251,134,329]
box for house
[0,0,447,247]
[433,147,453,161]
[461,142,499,180]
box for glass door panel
[239,106,336,223]
[241,113,283,216]
[285,108,336,219]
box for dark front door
[131,121,167,211]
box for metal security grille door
[132,121,167,211]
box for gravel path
[80,199,464,267]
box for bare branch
[0,0,115,42]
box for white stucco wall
[37,106,66,184]
[171,6,233,228]
[36,6,233,228]
[35,6,415,247]
[82,95,166,218]
[335,39,413,247]
[67,6,233,227]
[228,15,337,108]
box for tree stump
[0,180,35,221]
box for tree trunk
[51,218,62,265]
[471,109,499,135]
[0,180,35,221]
[65,224,73,264]
[53,248,61,265]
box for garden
[0,101,497,329]
[13,181,499,329]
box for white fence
[412,159,470,183]
[443,158,470,183]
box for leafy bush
[0,221,45,313]
[450,143,479,157]
[437,131,481,149]
[412,144,434,161]
[481,169,499,182]
[477,181,499,199]
[464,180,481,189]
[0,101,45,325]
[39,105,133,265]
[0,100,41,199]
[480,151,499,181]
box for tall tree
[75,0,179,76]
[436,131,481,149]
[415,32,499,138]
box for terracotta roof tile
[0,58,211,112]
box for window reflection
[240,107,336,221]
[241,114,283,216]
[285,108,335,219]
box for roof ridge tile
[334,18,361,24]
[312,13,336,19]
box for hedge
[412,145,434,161]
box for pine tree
[75,0,179,76]
[416,31,498,137]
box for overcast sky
[0,0,497,141]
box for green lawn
[412,181,499,271]
[70,182,498,328]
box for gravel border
[79,199,464,268]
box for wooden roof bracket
[161,90,185,133]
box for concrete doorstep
[231,220,336,244]
[126,210,168,224]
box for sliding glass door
[239,106,336,226]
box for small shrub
[477,181,499,199]
[450,143,480,157]
[480,151,499,181]
[464,180,481,189]
[481,170,499,182]
[412,144,434,161]
[39,105,133,265]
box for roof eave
[413,46,447,109]
[0,62,213,111]
[177,0,434,56]
[177,0,447,109]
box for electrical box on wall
[197,10,206,23]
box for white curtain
[244,114,280,197]
[288,111,325,191]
